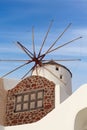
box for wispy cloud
[0,27,86,55]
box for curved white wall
[74,108,87,130]
[4,84,87,130]
[1,62,87,130]
[32,63,72,95]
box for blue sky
[0,0,87,91]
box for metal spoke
[38,20,53,57]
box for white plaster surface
[0,63,87,130]
[4,84,87,130]
[3,78,20,90]
[32,63,72,95]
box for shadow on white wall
[74,108,87,130]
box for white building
[0,61,87,130]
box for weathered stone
[5,75,55,126]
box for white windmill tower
[0,21,81,103]
[0,21,85,130]
[32,59,72,103]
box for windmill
[0,21,82,80]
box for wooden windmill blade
[16,41,33,56]
[42,59,81,62]
[21,64,36,79]
[16,41,33,58]
[47,36,82,54]
[38,20,53,57]
[53,59,81,62]
[1,60,32,78]
[0,59,30,62]
[32,26,36,56]
[42,36,82,58]
[38,23,72,60]
[0,21,82,79]
[44,23,72,55]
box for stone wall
[5,76,55,126]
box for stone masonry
[5,76,55,126]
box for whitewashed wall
[1,63,87,130]
[32,64,72,102]
[4,84,87,130]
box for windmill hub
[0,22,82,79]
[32,57,42,67]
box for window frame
[14,89,44,113]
